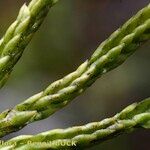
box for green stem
[0,2,150,138]
[0,98,150,149]
[0,0,58,88]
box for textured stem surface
[0,98,150,149]
[0,2,150,138]
[0,0,58,88]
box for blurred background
[0,0,150,149]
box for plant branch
[0,2,150,138]
[0,98,150,149]
[0,0,58,88]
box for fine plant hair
[0,0,149,149]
